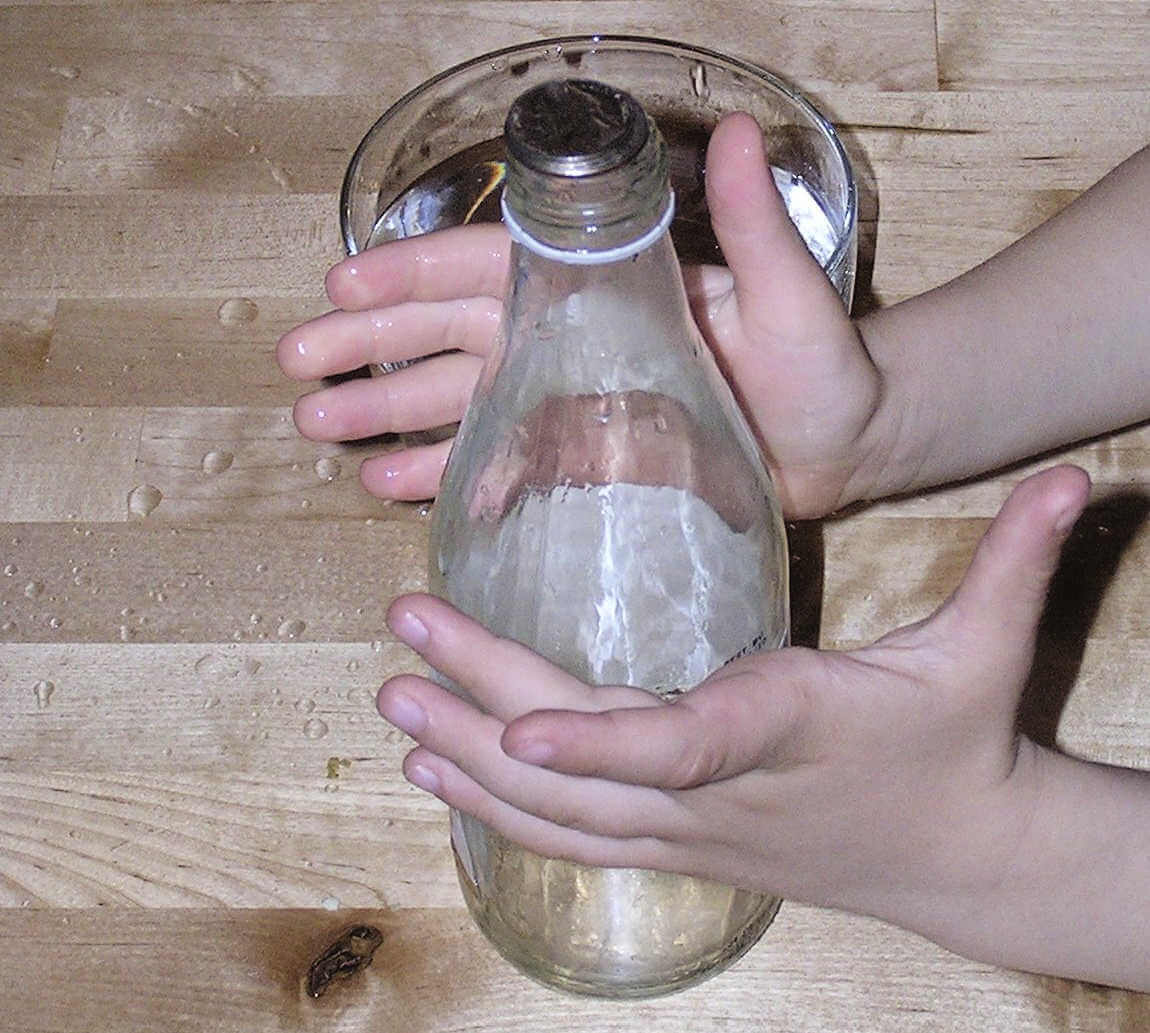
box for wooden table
[1,3,1147,1030]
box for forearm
[856,144,1150,500]
[919,742,1150,990]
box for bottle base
[452,835,782,999]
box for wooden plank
[0,407,143,522]
[0,515,428,641]
[2,299,326,407]
[0,772,453,909]
[0,905,1134,1033]
[807,90,1150,304]
[0,641,424,771]
[0,97,64,194]
[133,407,417,523]
[860,186,1095,304]
[0,635,454,908]
[937,1,1150,90]
[814,90,1150,194]
[1057,640,1150,769]
[0,299,56,379]
[860,425,1150,519]
[0,193,339,299]
[53,89,1150,199]
[52,96,375,196]
[0,2,937,103]
[11,92,1147,305]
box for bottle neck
[491,223,701,406]
[501,190,675,265]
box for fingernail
[379,692,427,736]
[1053,505,1079,535]
[507,738,555,766]
[408,763,441,795]
[389,609,429,651]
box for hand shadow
[787,519,825,649]
[1018,490,1149,748]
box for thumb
[705,111,844,341]
[500,651,813,788]
[939,465,1091,655]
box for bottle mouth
[504,79,650,178]
[501,78,674,258]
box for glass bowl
[340,34,857,305]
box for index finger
[326,223,511,311]
[385,593,659,721]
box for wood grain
[0,516,428,641]
[937,1,1150,90]
[0,194,339,299]
[0,906,1145,1033]
[0,2,938,102]
[2,299,322,407]
[1,0,1147,1028]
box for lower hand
[376,466,1091,950]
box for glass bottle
[427,79,789,998]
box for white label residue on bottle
[448,483,784,693]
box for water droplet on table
[128,484,163,518]
[313,457,341,481]
[24,581,44,599]
[217,297,259,325]
[2,564,16,576]
[303,718,329,740]
[346,685,375,707]
[277,618,306,640]
[201,450,234,474]
[33,679,54,708]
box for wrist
[832,311,938,508]
[892,739,1150,990]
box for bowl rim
[339,33,857,277]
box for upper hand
[277,113,890,519]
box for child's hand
[376,466,1120,975]
[277,113,889,519]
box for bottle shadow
[1018,490,1149,748]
